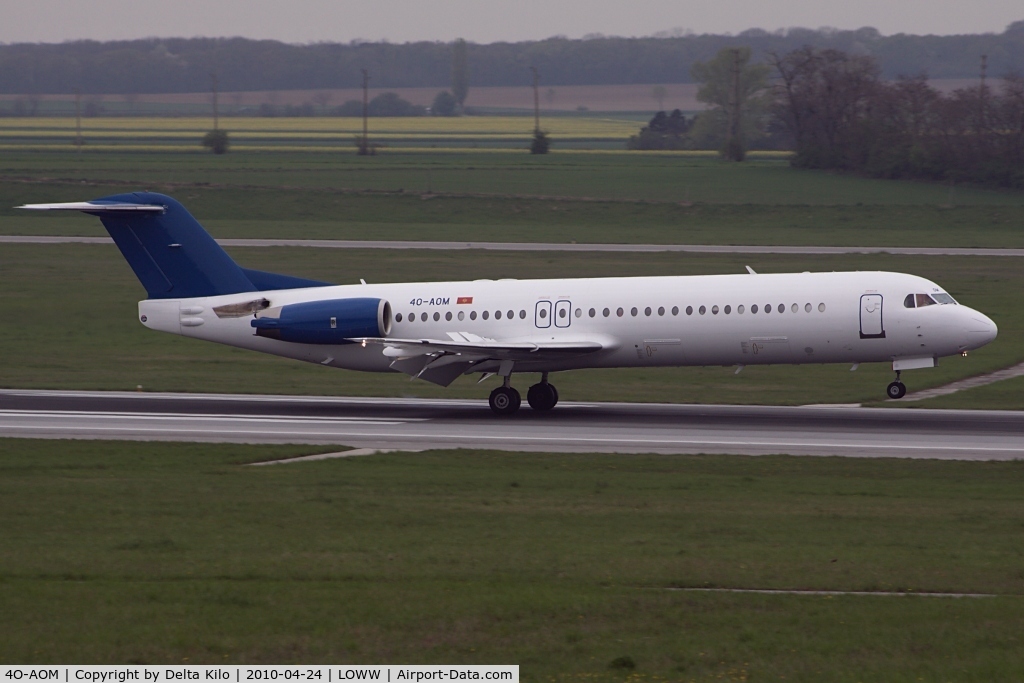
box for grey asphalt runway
[2,389,1022,460]
[3,235,1024,256]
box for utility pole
[210,72,219,131]
[726,48,742,161]
[74,89,82,153]
[979,54,988,131]
[530,66,540,134]
[359,68,370,155]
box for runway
[3,235,1023,256]
[2,389,1023,460]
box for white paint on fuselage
[138,270,998,377]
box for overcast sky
[3,0,1022,44]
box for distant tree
[432,90,457,116]
[651,85,667,110]
[451,38,469,111]
[122,92,139,114]
[202,129,229,154]
[769,47,880,168]
[530,130,550,154]
[312,91,333,114]
[335,92,425,117]
[691,47,770,160]
[626,109,693,150]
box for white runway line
[248,447,425,465]
[665,587,1002,598]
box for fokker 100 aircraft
[21,193,998,415]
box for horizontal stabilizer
[18,201,166,213]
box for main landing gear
[886,370,907,399]
[488,373,559,415]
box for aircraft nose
[966,311,998,348]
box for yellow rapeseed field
[0,116,639,138]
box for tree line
[630,46,1024,188]
[772,48,1024,187]
[1,23,1022,95]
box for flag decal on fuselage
[457,296,473,304]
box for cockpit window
[904,294,915,309]
[932,292,958,305]
[915,293,937,307]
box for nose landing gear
[886,371,907,399]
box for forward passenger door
[860,294,886,339]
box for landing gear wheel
[886,381,907,399]
[527,382,559,412]
[489,386,521,415]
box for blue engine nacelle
[251,298,392,344]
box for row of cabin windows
[394,302,827,324]
[588,303,827,317]
[395,309,528,323]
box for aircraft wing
[351,332,609,386]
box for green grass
[0,243,1018,405]
[2,438,1024,678]
[3,151,1024,248]
[5,151,1022,205]
[912,373,1024,410]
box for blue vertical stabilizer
[92,192,257,299]
[19,192,332,297]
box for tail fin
[19,192,329,299]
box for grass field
[3,151,1024,250]
[0,244,1018,405]
[913,373,1024,410]
[2,438,1023,677]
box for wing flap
[354,334,610,386]
[355,335,606,361]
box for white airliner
[21,193,998,414]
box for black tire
[489,386,521,415]
[527,383,558,412]
[886,381,907,399]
